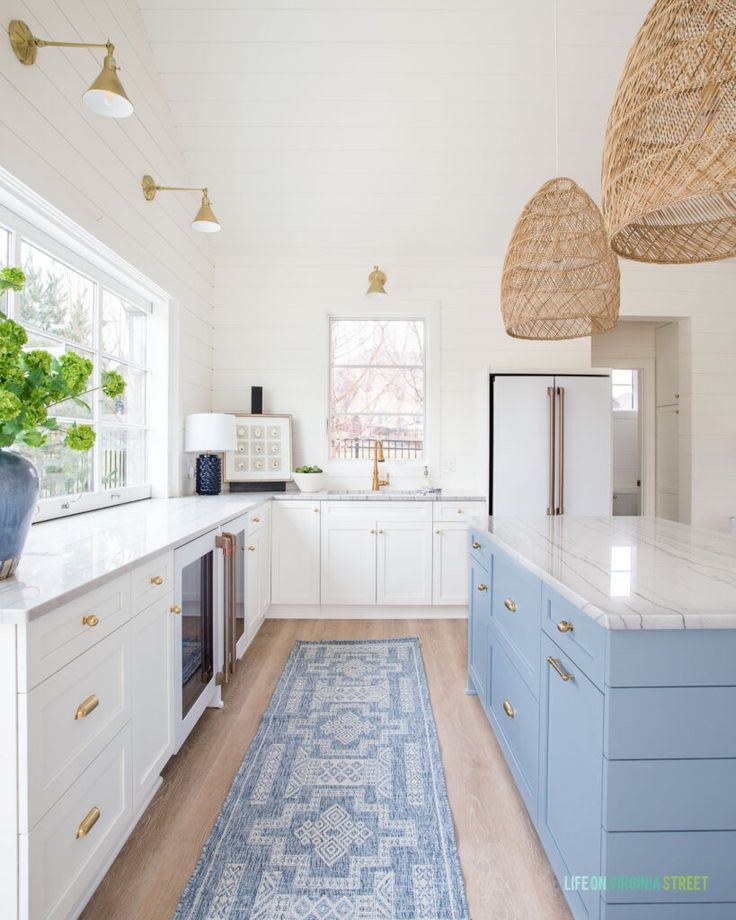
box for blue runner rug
[174,638,470,920]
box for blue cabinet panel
[542,584,606,689]
[604,758,736,831]
[606,628,736,688]
[605,686,736,759]
[487,633,539,816]
[539,635,604,920]
[468,555,491,700]
[602,831,736,903]
[491,548,542,696]
[469,528,492,568]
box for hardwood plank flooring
[82,619,571,920]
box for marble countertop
[0,491,484,622]
[480,516,736,630]
[272,490,484,501]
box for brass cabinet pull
[313,507,320,513]
[170,604,182,615]
[76,806,101,839]
[547,656,574,682]
[248,545,256,552]
[150,575,164,586]
[75,695,99,720]
[502,699,515,718]
[369,529,376,535]
[378,529,384,534]
[252,515,261,523]
[435,529,442,535]
[456,509,464,514]
[504,598,517,612]
[472,541,481,549]
[557,619,574,633]
[81,614,99,628]
[477,583,488,592]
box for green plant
[0,268,126,451]
[295,465,324,474]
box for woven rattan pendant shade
[602,0,736,264]
[501,178,620,341]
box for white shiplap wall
[0,0,214,492]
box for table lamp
[185,413,236,495]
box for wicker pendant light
[602,0,736,264]
[501,177,620,341]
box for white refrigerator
[489,373,612,516]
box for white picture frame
[223,414,293,483]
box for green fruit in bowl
[295,464,323,473]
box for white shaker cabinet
[321,518,377,605]
[432,524,469,605]
[376,520,433,605]
[271,501,321,604]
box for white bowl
[292,472,327,493]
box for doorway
[611,369,642,515]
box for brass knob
[557,619,574,633]
[150,575,164,586]
[75,695,99,720]
[252,515,261,523]
[472,541,481,549]
[504,598,517,613]
[456,509,464,514]
[76,806,101,839]
[502,699,515,718]
[378,529,384,534]
[248,545,256,552]
[170,605,182,615]
[313,507,320,513]
[435,529,442,535]
[369,529,376,535]
[81,614,99,628]
[477,583,488,592]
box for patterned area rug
[174,639,470,920]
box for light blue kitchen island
[467,516,736,920]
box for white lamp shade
[185,413,237,453]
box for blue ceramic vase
[0,449,39,579]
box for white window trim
[322,301,441,480]
[0,166,173,521]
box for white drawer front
[247,504,270,537]
[322,501,432,522]
[21,627,130,832]
[434,501,485,522]
[23,724,132,920]
[21,575,131,690]
[132,551,173,614]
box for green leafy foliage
[0,270,126,452]
[295,465,324,473]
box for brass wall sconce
[8,19,133,119]
[141,175,221,234]
[366,265,387,297]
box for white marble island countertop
[480,515,736,630]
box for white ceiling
[137,0,652,259]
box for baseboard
[266,604,468,620]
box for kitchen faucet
[372,439,390,492]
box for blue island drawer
[542,584,606,689]
[602,830,736,904]
[487,636,539,816]
[491,549,542,695]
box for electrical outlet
[442,457,457,474]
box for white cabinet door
[556,375,612,516]
[271,502,321,604]
[130,595,173,811]
[376,521,432,605]
[246,528,262,639]
[321,519,377,605]
[655,322,679,407]
[432,524,468,605]
[258,512,272,620]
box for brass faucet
[371,439,390,492]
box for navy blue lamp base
[195,453,222,495]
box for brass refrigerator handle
[216,532,237,682]
[556,386,565,515]
[547,386,555,515]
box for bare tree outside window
[330,319,425,460]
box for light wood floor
[83,619,571,920]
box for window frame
[611,368,638,414]
[0,200,156,521]
[323,302,440,479]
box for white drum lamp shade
[185,414,236,495]
[185,413,237,454]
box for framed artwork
[223,414,293,483]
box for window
[329,318,425,460]
[1,209,151,518]
[611,369,637,412]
